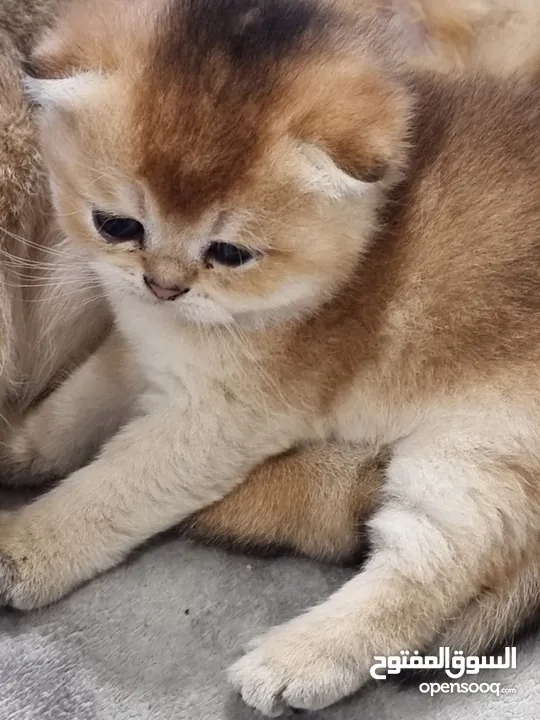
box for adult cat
[0,0,110,434]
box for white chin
[175,302,234,326]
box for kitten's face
[29,0,410,328]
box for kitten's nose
[143,275,190,301]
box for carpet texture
[0,517,538,720]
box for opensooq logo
[370,646,517,681]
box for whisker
[23,286,108,302]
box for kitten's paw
[229,617,363,716]
[0,513,65,610]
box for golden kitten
[4,1,539,569]
[1,0,540,715]
[4,0,540,568]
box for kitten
[1,0,540,715]
[5,0,540,573]
[0,0,485,555]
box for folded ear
[291,60,411,187]
[295,141,370,200]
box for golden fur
[404,0,540,75]
[3,0,539,561]
[177,0,540,584]
[1,1,540,715]
[1,0,540,710]
[0,0,110,426]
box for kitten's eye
[204,242,255,268]
[92,210,145,244]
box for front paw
[229,616,364,716]
[0,512,66,610]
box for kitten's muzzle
[143,275,190,301]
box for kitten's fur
[1,0,540,714]
[4,0,534,557]
[0,0,378,568]
[4,0,540,571]
[0,0,515,549]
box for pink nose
[143,275,190,301]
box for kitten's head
[28,0,411,327]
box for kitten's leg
[0,331,141,485]
[185,444,383,563]
[230,420,537,715]
[0,396,299,609]
[8,339,383,558]
[434,539,540,655]
[201,444,539,650]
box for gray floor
[0,520,538,720]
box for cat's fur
[3,3,540,558]
[0,0,503,552]
[3,0,540,570]
[0,0,111,429]
[406,0,540,75]
[0,0,381,567]
[0,0,528,558]
[1,0,540,714]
